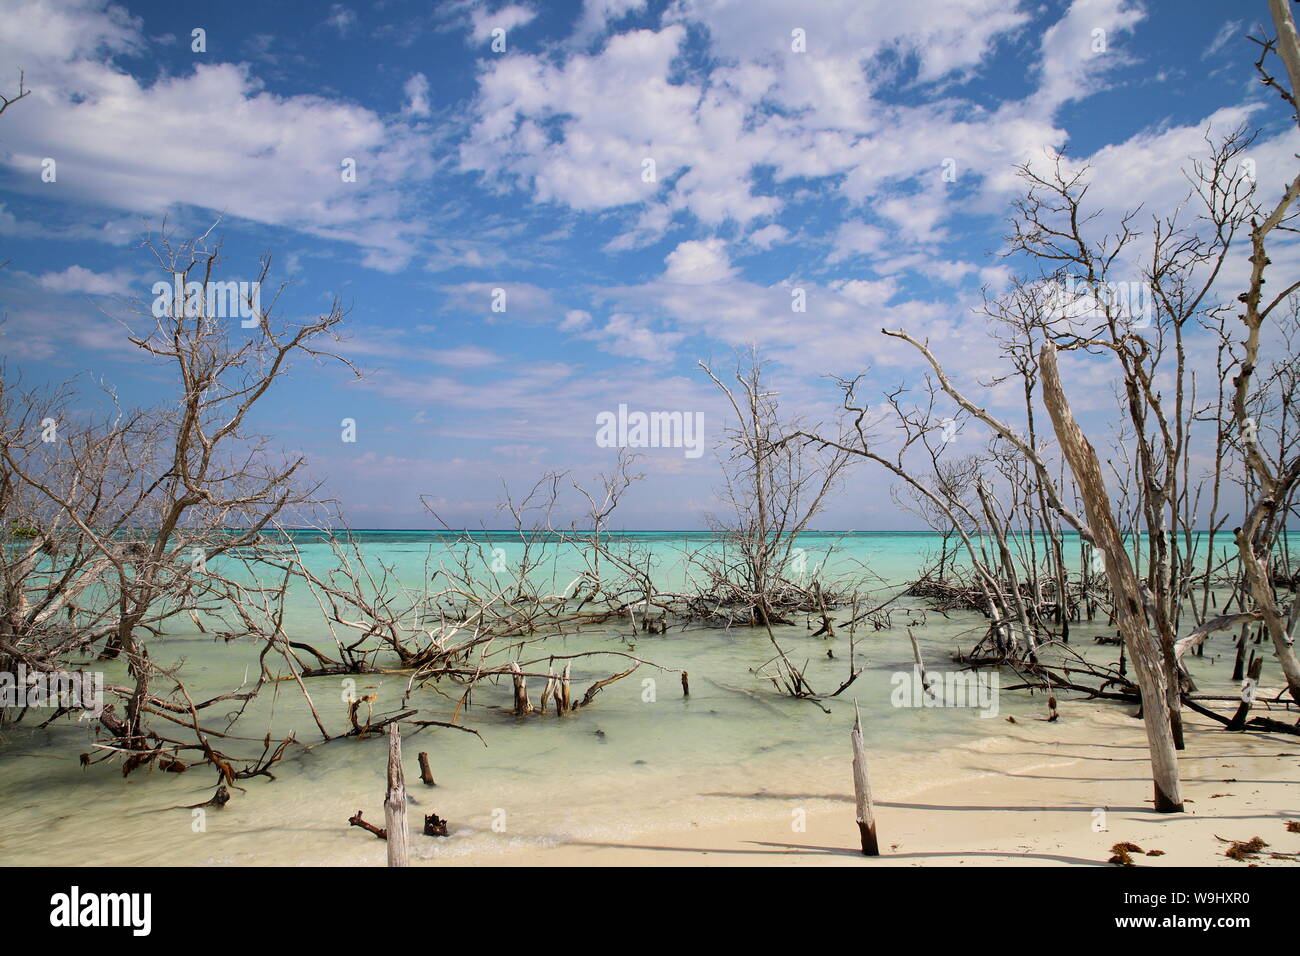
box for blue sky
[0,0,1294,529]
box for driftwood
[575,664,638,709]
[348,811,385,839]
[850,701,879,856]
[384,723,409,867]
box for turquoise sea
[0,530,1286,865]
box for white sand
[439,705,1300,867]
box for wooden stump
[1227,655,1264,731]
[851,701,879,856]
[541,666,557,715]
[417,751,436,787]
[509,661,534,716]
[384,723,409,867]
[550,666,564,715]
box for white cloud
[584,311,685,361]
[663,238,736,285]
[439,281,558,323]
[428,345,502,368]
[403,73,431,117]
[1202,19,1243,60]
[747,224,789,249]
[560,308,592,330]
[34,264,134,295]
[1031,0,1146,111]
[469,4,537,45]
[458,0,1139,260]
[572,0,649,45]
[0,0,435,271]
[669,0,1028,89]
[604,202,673,251]
[828,221,888,263]
[325,4,357,36]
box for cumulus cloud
[34,264,134,295]
[0,0,436,271]
[571,0,649,45]
[828,221,889,264]
[456,0,1144,268]
[469,3,537,45]
[746,224,789,249]
[663,239,736,285]
[584,311,685,362]
[1030,0,1146,111]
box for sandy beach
[443,705,1300,867]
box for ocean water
[0,531,1285,866]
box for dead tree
[1039,343,1183,811]
[384,724,409,867]
[697,351,854,629]
[1225,3,1300,705]
[1,223,353,781]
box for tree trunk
[850,702,879,855]
[1039,343,1183,812]
[384,723,409,867]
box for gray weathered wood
[1039,342,1183,812]
[907,627,936,702]
[850,700,879,855]
[385,723,409,867]
[509,660,534,716]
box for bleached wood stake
[851,700,879,856]
[551,666,564,715]
[1227,655,1264,731]
[385,723,409,868]
[907,627,936,702]
[540,666,556,715]
[509,660,534,716]
[560,662,572,713]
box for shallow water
[0,531,1287,865]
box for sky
[0,0,1296,530]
